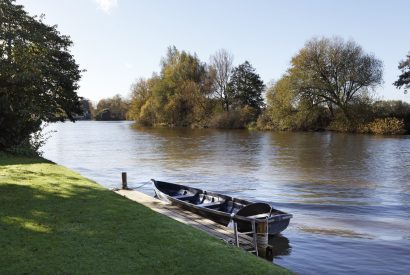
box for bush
[209,111,244,129]
[4,126,52,157]
[239,106,259,126]
[328,112,354,132]
[361,117,406,135]
[256,112,275,130]
[209,106,259,129]
[371,100,410,133]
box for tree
[156,47,212,126]
[127,47,213,127]
[0,0,82,150]
[288,37,383,122]
[128,78,151,122]
[95,94,129,120]
[262,75,329,131]
[393,52,410,93]
[264,76,297,130]
[228,61,265,113]
[210,49,234,111]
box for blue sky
[17,0,410,103]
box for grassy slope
[0,154,290,274]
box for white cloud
[95,0,118,13]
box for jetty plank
[115,189,255,251]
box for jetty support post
[256,218,273,260]
[233,221,240,247]
[251,221,258,256]
[122,172,128,189]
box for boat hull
[152,180,292,235]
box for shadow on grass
[0,153,53,166]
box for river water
[42,121,410,274]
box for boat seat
[173,194,196,200]
[244,213,270,219]
[198,202,223,208]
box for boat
[152,179,292,235]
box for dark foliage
[0,0,82,150]
[228,61,265,114]
[393,52,410,93]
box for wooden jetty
[114,189,273,258]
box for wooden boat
[152,179,292,235]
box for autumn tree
[289,37,383,122]
[262,75,329,131]
[0,0,83,151]
[393,52,410,93]
[128,47,213,127]
[128,77,159,125]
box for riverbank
[0,153,290,274]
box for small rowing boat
[152,179,292,235]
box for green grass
[0,153,290,274]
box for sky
[17,0,410,103]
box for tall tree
[288,37,383,121]
[128,47,213,127]
[159,47,211,126]
[210,49,234,111]
[228,61,265,112]
[393,52,410,93]
[0,0,82,150]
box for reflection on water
[43,121,410,275]
[269,235,292,257]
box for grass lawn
[0,153,291,274]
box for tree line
[1,0,410,155]
[127,47,265,128]
[72,39,410,134]
[125,40,410,135]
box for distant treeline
[78,95,129,121]
[85,37,410,134]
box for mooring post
[122,172,128,189]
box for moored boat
[152,179,292,235]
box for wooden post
[251,221,258,256]
[122,172,128,189]
[233,221,239,247]
[256,218,268,257]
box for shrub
[256,112,275,130]
[4,126,53,157]
[328,113,354,132]
[362,117,406,135]
[209,111,244,129]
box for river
[43,121,410,274]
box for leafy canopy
[0,0,82,150]
[288,37,383,120]
[128,46,212,127]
